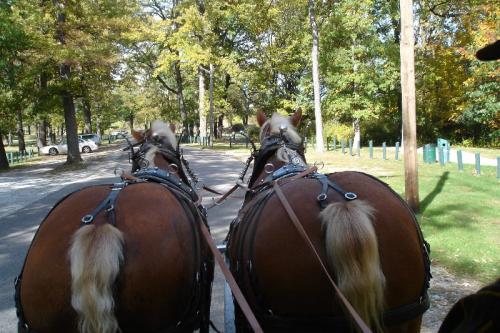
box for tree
[308,0,324,153]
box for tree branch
[156,74,178,94]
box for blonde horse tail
[320,200,385,332]
[69,224,124,333]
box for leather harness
[14,140,213,333]
[227,134,431,332]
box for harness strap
[272,182,373,333]
[312,174,358,208]
[196,214,263,333]
[80,182,125,226]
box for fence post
[457,150,463,171]
[382,142,386,160]
[497,157,500,180]
[341,139,345,154]
[438,147,445,166]
[369,140,373,159]
[395,142,400,160]
[348,138,353,156]
[229,137,232,148]
[475,153,481,175]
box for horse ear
[291,108,302,127]
[169,123,176,133]
[131,129,143,142]
[257,109,267,127]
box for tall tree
[308,0,324,153]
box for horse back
[20,182,206,333]
[228,170,429,331]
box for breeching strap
[272,182,373,333]
[198,219,264,333]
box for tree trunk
[353,119,361,154]
[82,98,92,134]
[128,116,134,132]
[209,64,214,144]
[8,132,13,146]
[55,3,81,164]
[217,115,224,138]
[96,118,102,138]
[174,62,187,133]
[0,129,9,170]
[198,67,207,138]
[37,118,48,148]
[400,0,419,212]
[308,0,324,153]
[16,109,26,153]
[61,74,82,164]
[36,73,49,148]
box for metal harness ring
[317,193,328,201]
[81,215,94,224]
[344,192,357,200]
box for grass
[209,143,499,283]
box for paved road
[0,143,248,332]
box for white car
[40,138,98,156]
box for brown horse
[226,110,431,332]
[15,121,214,333]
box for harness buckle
[106,204,115,212]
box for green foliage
[0,0,498,147]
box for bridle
[124,133,199,188]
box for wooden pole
[400,0,419,212]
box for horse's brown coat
[20,183,201,332]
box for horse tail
[69,224,124,333]
[320,200,385,332]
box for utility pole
[400,0,419,212]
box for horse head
[129,120,194,187]
[249,109,306,186]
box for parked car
[110,130,128,137]
[40,138,98,156]
[79,133,101,145]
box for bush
[323,122,353,141]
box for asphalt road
[0,143,248,332]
